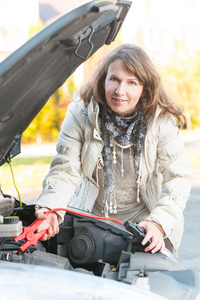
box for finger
[160,241,165,253]
[40,233,48,241]
[42,227,52,240]
[47,226,53,238]
[151,242,162,254]
[51,224,56,236]
[52,224,59,235]
[144,234,160,251]
[144,240,157,252]
[35,212,48,220]
[142,233,152,246]
[146,239,164,254]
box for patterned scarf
[99,103,146,209]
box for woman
[35,44,191,254]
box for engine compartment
[0,203,199,300]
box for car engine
[0,202,199,300]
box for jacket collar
[87,96,100,130]
[73,90,101,132]
[146,105,163,133]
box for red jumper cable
[13,208,124,252]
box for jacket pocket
[68,173,99,212]
[141,168,162,212]
[165,132,184,162]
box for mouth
[113,97,127,103]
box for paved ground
[20,131,200,272]
[178,168,200,272]
[21,142,57,157]
[172,131,200,271]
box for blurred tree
[22,84,73,143]
[159,43,200,129]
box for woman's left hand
[138,221,165,254]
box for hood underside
[0,0,131,166]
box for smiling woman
[35,43,191,255]
[104,58,144,117]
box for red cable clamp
[13,217,48,252]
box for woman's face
[104,58,143,117]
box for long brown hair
[80,44,185,127]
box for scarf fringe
[103,138,140,215]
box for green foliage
[22,85,72,143]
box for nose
[115,82,125,95]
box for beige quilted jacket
[36,94,191,251]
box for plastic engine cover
[52,209,133,266]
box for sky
[121,0,200,60]
[0,0,39,53]
[0,0,200,63]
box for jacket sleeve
[145,113,191,245]
[36,102,85,223]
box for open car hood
[0,0,131,166]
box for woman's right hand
[35,207,59,241]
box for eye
[110,77,119,82]
[129,81,136,86]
